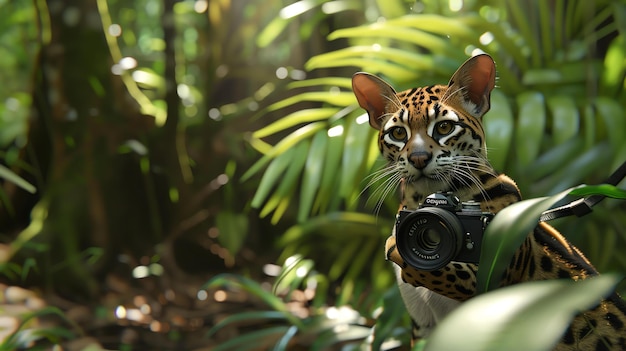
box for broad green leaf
[600,35,625,94]
[328,25,461,59]
[538,0,553,61]
[272,254,304,294]
[310,325,371,351]
[477,188,573,293]
[279,212,380,246]
[1,306,76,349]
[546,95,579,145]
[272,325,298,351]
[568,184,626,199]
[204,274,303,328]
[427,275,623,351]
[388,14,478,39]
[523,63,591,86]
[593,97,626,149]
[256,0,326,47]
[522,69,563,85]
[254,108,341,139]
[313,121,346,214]
[306,57,420,81]
[277,258,314,295]
[258,140,310,221]
[241,122,325,182]
[582,103,596,149]
[265,92,355,112]
[0,164,35,194]
[370,286,407,350]
[340,114,371,204]
[215,211,249,256]
[613,142,626,172]
[287,77,352,90]
[515,91,546,167]
[341,237,378,287]
[528,138,584,181]
[539,142,612,195]
[375,0,406,18]
[250,147,295,208]
[213,326,293,351]
[327,236,361,281]
[298,130,328,222]
[273,139,310,200]
[306,46,436,75]
[483,90,514,171]
[206,311,289,338]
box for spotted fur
[352,54,626,350]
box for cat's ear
[352,72,397,129]
[444,54,496,118]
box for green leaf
[215,211,249,256]
[534,142,612,196]
[600,35,625,94]
[306,57,420,82]
[260,140,310,223]
[477,188,573,293]
[593,97,626,150]
[250,147,295,208]
[272,254,305,294]
[307,46,435,72]
[426,275,623,351]
[328,25,461,60]
[272,325,298,351]
[213,326,293,351]
[256,0,326,47]
[242,122,325,182]
[313,121,346,214]
[253,108,341,139]
[0,164,35,194]
[582,103,596,149]
[206,311,289,338]
[527,138,584,182]
[546,95,579,145]
[265,92,355,112]
[203,274,303,328]
[298,130,328,222]
[312,327,372,351]
[371,286,409,350]
[515,92,546,167]
[340,114,371,204]
[388,14,478,39]
[568,184,626,199]
[287,77,352,90]
[483,90,514,171]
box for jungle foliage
[0,0,625,350]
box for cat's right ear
[352,72,397,130]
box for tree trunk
[15,0,163,299]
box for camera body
[395,192,493,271]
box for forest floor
[0,268,303,350]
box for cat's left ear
[352,72,397,129]
[444,54,496,118]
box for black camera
[395,192,493,271]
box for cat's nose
[409,151,432,169]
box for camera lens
[416,228,441,252]
[396,207,463,271]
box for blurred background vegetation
[0,0,625,350]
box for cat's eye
[435,121,454,135]
[390,127,407,141]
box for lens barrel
[396,207,464,271]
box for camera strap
[539,160,626,222]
